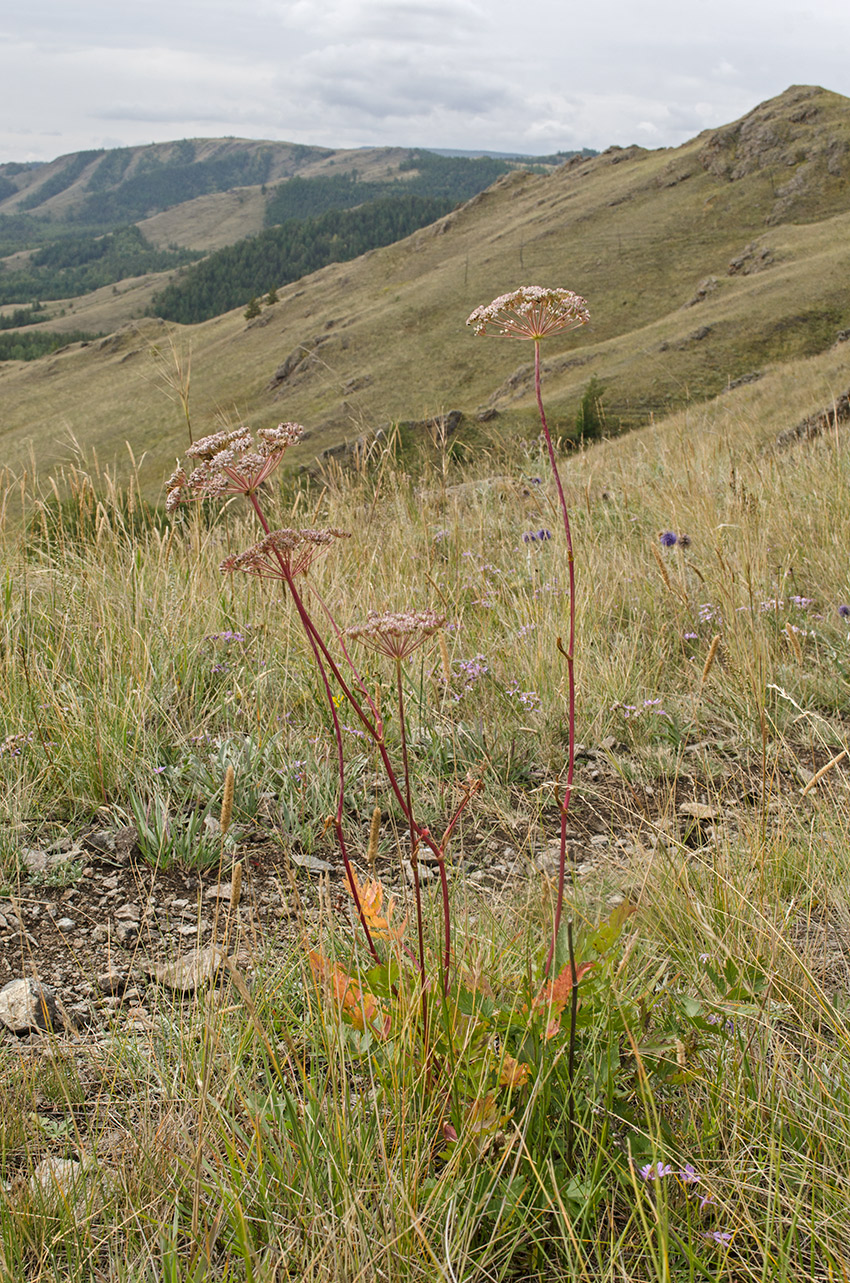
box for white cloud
[0,0,849,161]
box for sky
[2,0,850,164]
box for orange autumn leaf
[346,869,407,941]
[308,949,390,1038]
[545,960,596,1012]
[499,1052,531,1089]
[529,959,595,1038]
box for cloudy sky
[2,0,849,163]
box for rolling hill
[0,84,848,499]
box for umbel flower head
[165,422,304,512]
[220,527,350,581]
[467,286,590,341]
[345,609,446,661]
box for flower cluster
[442,655,489,701]
[523,528,552,544]
[506,680,541,710]
[466,286,590,341]
[1,731,34,757]
[345,610,446,661]
[220,528,349,581]
[165,423,304,512]
[658,530,691,548]
[611,698,669,720]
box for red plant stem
[246,493,379,961]
[395,658,430,1050]
[534,339,577,979]
[245,490,456,982]
[566,919,579,1169]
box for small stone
[97,969,129,995]
[203,882,233,902]
[146,944,226,992]
[678,802,719,821]
[590,834,610,848]
[289,851,334,874]
[54,918,76,931]
[115,921,139,945]
[101,875,120,891]
[88,830,117,854]
[20,848,50,875]
[115,903,141,921]
[0,979,73,1034]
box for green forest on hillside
[263,151,517,224]
[0,225,199,304]
[0,327,100,360]
[150,193,454,323]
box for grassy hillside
[0,85,848,498]
[2,314,850,1277]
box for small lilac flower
[153,765,167,774]
[678,1165,700,1184]
[839,604,850,619]
[703,1230,732,1245]
[537,528,552,541]
[699,1193,715,1213]
[684,631,698,640]
[659,531,678,547]
[639,1162,673,1180]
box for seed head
[467,286,590,341]
[220,527,350,581]
[166,423,304,512]
[345,609,446,661]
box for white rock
[0,979,73,1033]
[678,802,719,821]
[146,944,226,992]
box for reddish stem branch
[534,340,577,979]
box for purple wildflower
[639,1162,673,1181]
[659,531,678,548]
[678,1165,700,1184]
[839,604,850,619]
[703,1230,732,1245]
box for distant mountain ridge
[0,137,579,236]
[0,84,849,499]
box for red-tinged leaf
[532,960,595,1020]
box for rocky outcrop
[697,86,850,223]
[775,387,850,449]
[728,243,774,275]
